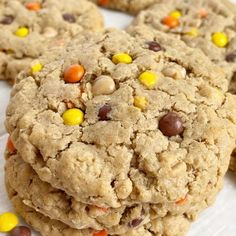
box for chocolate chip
[147,41,162,52]
[1,15,14,25]
[159,112,184,137]
[226,52,236,62]
[62,13,76,23]
[98,104,112,121]
[128,218,143,228]
[9,226,31,236]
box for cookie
[89,0,162,15]
[0,0,104,82]
[5,29,236,211]
[5,152,147,233]
[5,154,190,235]
[7,193,191,236]
[128,0,236,92]
[222,0,236,14]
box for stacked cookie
[5,27,236,235]
[3,0,236,236]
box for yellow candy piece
[138,71,158,89]
[170,10,182,19]
[212,32,228,48]
[134,96,147,110]
[185,28,199,37]
[112,53,132,64]
[62,108,84,126]
[15,27,29,38]
[31,62,43,74]
[0,212,19,232]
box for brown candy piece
[98,104,112,121]
[62,13,76,23]
[159,112,184,137]
[1,15,14,25]
[226,52,236,62]
[147,41,162,52]
[9,226,31,236]
[128,218,143,228]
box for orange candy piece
[93,230,108,236]
[96,206,109,213]
[98,0,109,6]
[64,64,85,83]
[162,15,180,28]
[175,196,187,205]
[25,2,41,11]
[6,136,16,154]
[199,8,208,18]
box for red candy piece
[93,229,108,236]
[98,0,109,6]
[6,136,16,154]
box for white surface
[1,5,236,236]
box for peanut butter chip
[92,76,115,96]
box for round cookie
[5,154,194,235]
[6,184,191,236]
[9,151,225,235]
[5,152,148,233]
[128,0,236,92]
[89,0,161,15]
[5,29,236,210]
[0,0,104,82]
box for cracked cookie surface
[5,29,236,211]
[0,0,104,82]
[128,0,236,92]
